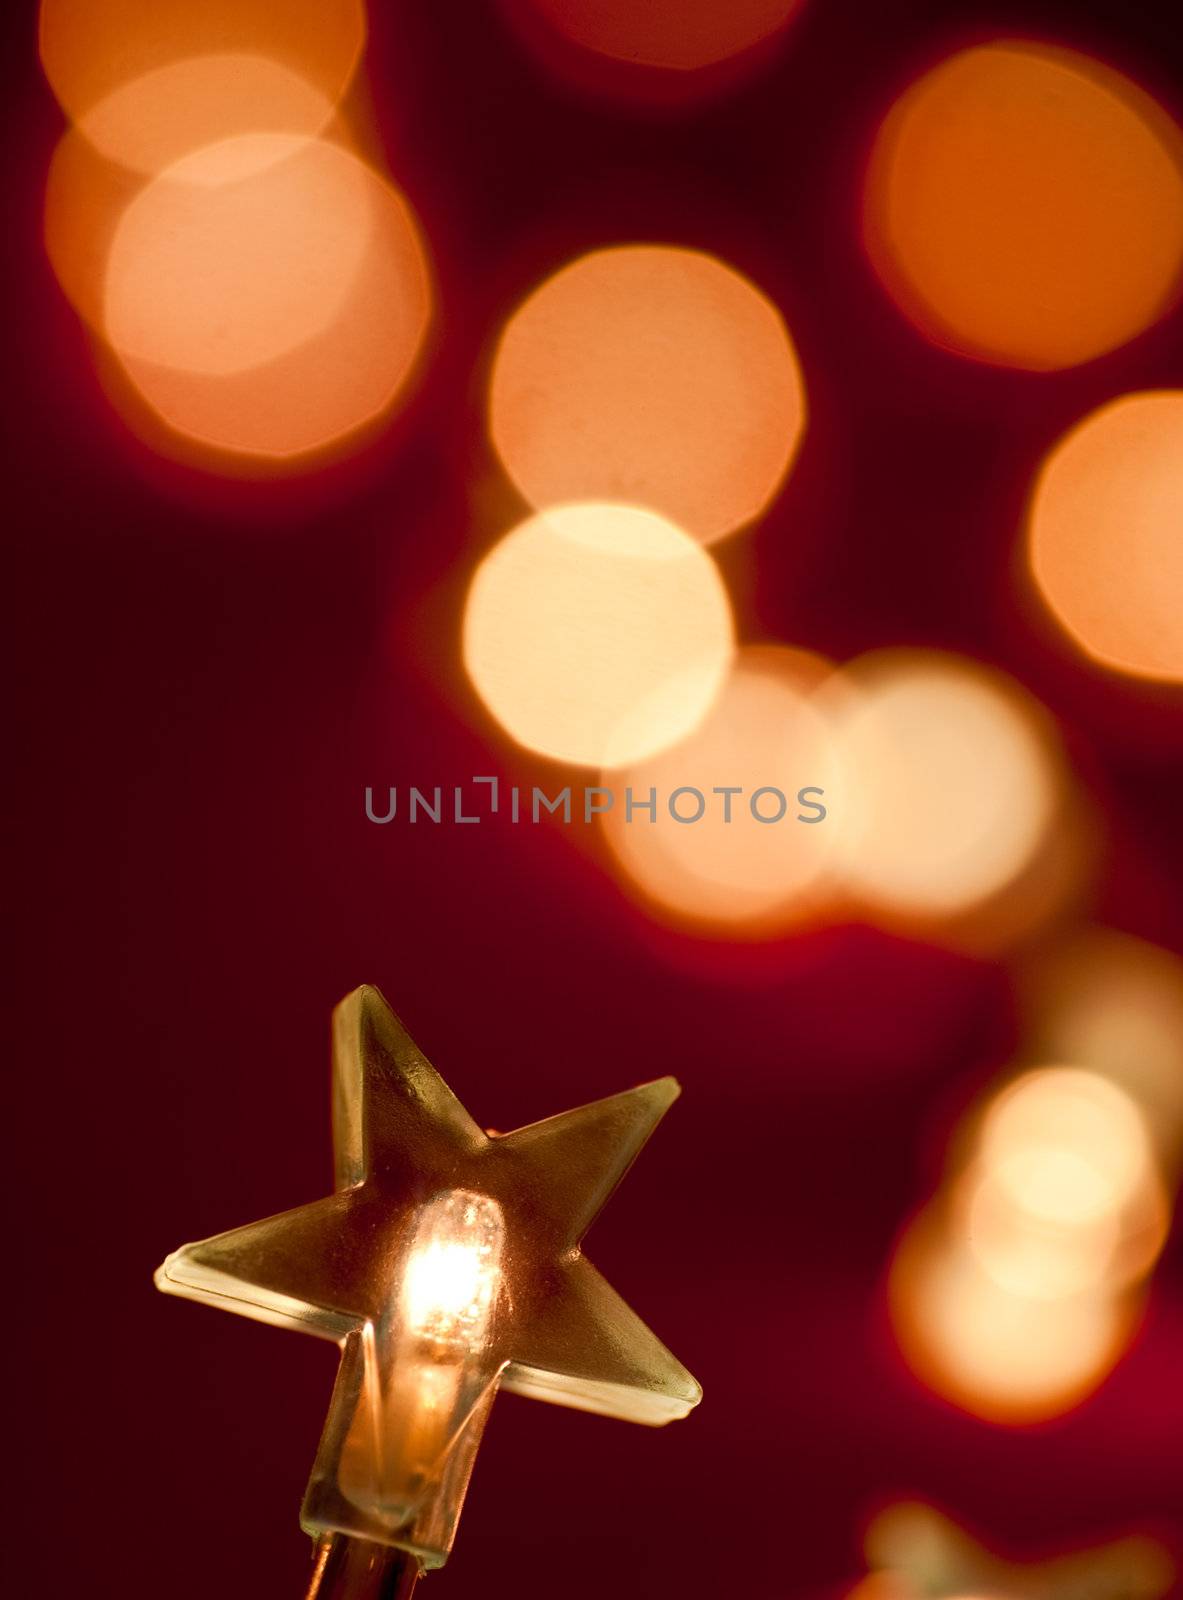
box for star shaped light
[157,986,700,1573]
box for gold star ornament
[156,986,701,1573]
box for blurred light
[962,1158,1170,1301]
[1021,928,1183,1159]
[401,1191,504,1356]
[890,1210,1130,1424]
[462,502,734,768]
[890,1056,1173,1421]
[106,135,369,375]
[103,134,433,459]
[826,652,1063,925]
[865,1501,1174,1600]
[961,1161,1121,1302]
[978,1068,1154,1225]
[1027,392,1183,681]
[45,115,350,337]
[45,125,140,333]
[864,42,1183,369]
[488,245,806,544]
[844,1580,918,1600]
[512,0,804,73]
[76,57,335,176]
[600,645,838,932]
[39,0,365,173]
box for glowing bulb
[402,1191,504,1356]
[337,1191,505,1530]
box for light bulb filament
[401,1190,504,1359]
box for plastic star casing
[156,986,701,1568]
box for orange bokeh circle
[45,125,142,333]
[103,134,433,461]
[1027,392,1183,682]
[514,0,804,73]
[40,0,365,173]
[864,41,1183,369]
[489,245,806,545]
[889,1205,1133,1424]
[824,651,1063,924]
[462,502,735,769]
[600,645,839,933]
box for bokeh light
[961,1161,1124,1302]
[488,245,806,544]
[978,1068,1155,1225]
[102,134,433,459]
[844,1580,917,1600]
[599,645,839,933]
[1027,392,1183,682]
[890,1051,1173,1422]
[966,1066,1170,1300]
[75,56,336,177]
[1021,927,1183,1160]
[39,0,365,172]
[962,1156,1170,1302]
[106,136,370,375]
[863,1502,1174,1600]
[463,503,734,768]
[864,42,1183,369]
[512,0,804,74]
[45,125,141,333]
[890,1208,1130,1424]
[825,652,1063,927]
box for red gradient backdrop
[6,0,1183,1595]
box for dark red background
[8,0,1183,1594]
